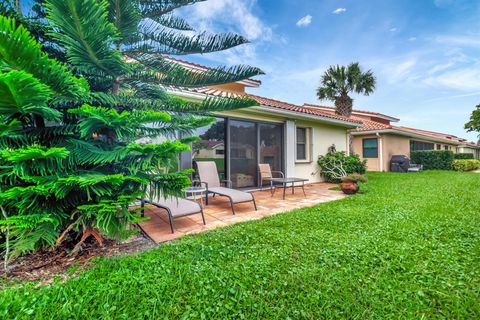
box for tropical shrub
[454,153,474,160]
[411,150,454,170]
[452,159,480,172]
[317,152,367,182]
[0,0,262,260]
[341,173,368,183]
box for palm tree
[317,63,376,117]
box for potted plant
[340,174,367,195]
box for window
[436,144,441,150]
[215,149,224,155]
[362,138,378,158]
[410,140,434,152]
[296,127,308,161]
[444,145,449,150]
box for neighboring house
[304,104,480,170]
[165,58,362,187]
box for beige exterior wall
[352,134,460,171]
[294,120,348,182]
[217,109,350,183]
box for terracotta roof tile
[303,104,400,122]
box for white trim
[376,133,384,172]
[351,129,462,146]
[285,120,296,177]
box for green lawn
[1,171,479,319]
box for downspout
[376,133,384,172]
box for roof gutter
[351,129,462,145]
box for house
[166,58,362,188]
[304,104,480,170]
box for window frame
[362,138,379,158]
[295,126,312,163]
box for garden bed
[0,234,154,284]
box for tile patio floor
[137,183,346,243]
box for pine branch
[139,0,207,17]
[127,53,264,87]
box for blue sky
[178,0,480,142]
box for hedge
[452,159,480,172]
[454,153,475,160]
[411,150,454,170]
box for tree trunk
[335,94,353,117]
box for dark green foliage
[1,172,479,318]
[317,151,367,182]
[454,153,474,160]
[452,159,480,172]
[0,0,262,258]
[411,150,454,170]
[465,104,480,134]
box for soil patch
[1,233,155,285]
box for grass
[1,171,480,319]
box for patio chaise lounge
[140,194,206,234]
[195,161,257,215]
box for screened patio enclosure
[181,117,284,189]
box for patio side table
[182,187,207,208]
[271,177,308,200]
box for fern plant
[0,0,263,259]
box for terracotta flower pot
[340,181,359,195]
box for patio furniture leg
[200,208,206,225]
[166,209,174,233]
[282,182,286,200]
[252,196,257,211]
[228,196,236,215]
[272,183,277,197]
[292,181,295,194]
[270,180,274,195]
[302,181,306,197]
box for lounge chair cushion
[196,161,221,188]
[150,196,201,217]
[209,187,253,203]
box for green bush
[317,152,367,182]
[452,159,480,171]
[454,153,475,160]
[411,150,454,170]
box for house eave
[351,129,462,145]
[251,106,361,128]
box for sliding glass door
[259,123,283,176]
[185,118,283,189]
[229,120,257,188]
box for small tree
[0,0,263,257]
[317,63,376,117]
[465,104,480,142]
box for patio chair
[195,161,257,215]
[140,193,206,234]
[258,163,284,192]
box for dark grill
[390,155,410,173]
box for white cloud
[424,65,480,91]
[436,35,480,48]
[389,27,397,32]
[296,15,312,27]
[332,8,347,14]
[180,0,272,41]
[408,37,417,41]
[382,58,417,83]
